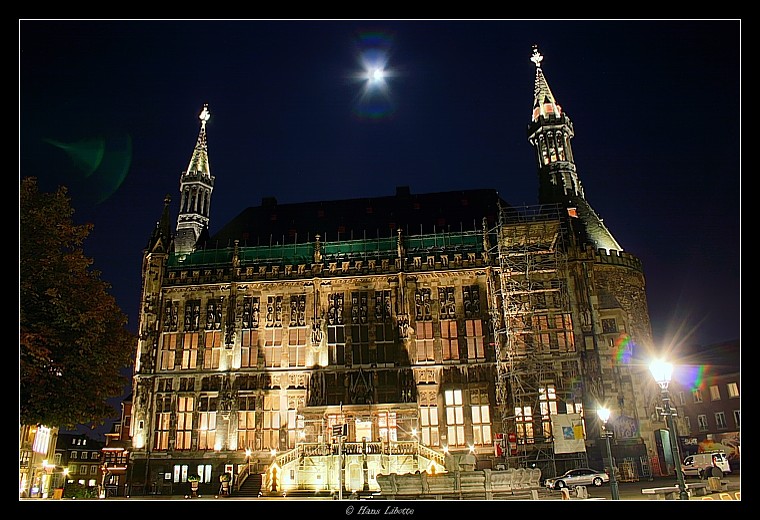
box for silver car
[544,468,610,489]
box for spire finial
[199,104,210,128]
[531,45,543,68]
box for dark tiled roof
[202,186,509,249]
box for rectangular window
[265,296,283,327]
[242,296,260,329]
[419,392,439,447]
[90,465,98,475]
[414,288,433,322]
[697,414,708,431]
[198,464,213,484]
[727,382,739,398]
[286,410,303,449]
[709,385,721,401]
[173,464,190,483]
[438,287,456,320]
[154,396,172,450]
[351,324,370,366]
[515,405,534,444]
[263,328,283,368]
[203,330,222,370]
[237,395,258,451]
[441,320,459,361]
[415,321,435,363]
[290,294,306,327]
[470,388,492,446]
[601,318,618,333]
[181,332,199,370]
[328,292,345,366]
[444,389,465,447]
[197,395,217,451]
[692,389,703,404]
[462,285,480,319]
[374,290,395,366]
[377,411,397,443]
[288,327,307,367]
[539,385,558,441]
[733,410,740,428]
[185,300,201,331]
[328,324,346,366]
[70,451,77,459]
[160,333,178,370]
[263,394,280,451]
[715,412,727,430]
[374,322,396,366]
[176,396,194,450]
[351,292,370,365]
[465,319,485,360]
[164,300,179,331]
[241,329,259,368]
[205,299,223,330]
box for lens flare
[43,131,132,205]
[613,334,634,364]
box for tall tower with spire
[527,45,622,253]
[175,104,214,255]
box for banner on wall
[551,413,586,454]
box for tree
[20,177,135,429]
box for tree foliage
[20,177,135,429]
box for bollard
[561,488,570,500]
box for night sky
[20,20,740,365]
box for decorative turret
[175,104,215,256]
[146,194,172,254]
[527,46,622,252]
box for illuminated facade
[19,424,59,498]
[127,47,667,497]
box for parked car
[682,452,732,479]
[544,468,610,489]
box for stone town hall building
[127,47,668,496]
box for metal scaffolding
[487,203,586,474]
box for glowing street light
[596,406,620,500]
[649,359,689,500]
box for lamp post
[245,448,251,477]
[596,407,620,500]
[62,467,69,498]
[650,359,689,500]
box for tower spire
[531,45,561,123]
[175,104,215,256]
[527,46,622,252]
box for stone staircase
[235,473,262,498]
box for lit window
[445,389,465,447]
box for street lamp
[62,467,69,498]
[596,407,620,500]
[649,359,689,500]
[245,448,251,477]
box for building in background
[19,425,59,498]
[672,340,740,471]
[127,47,671,497]
[101,394,133,497]
[55,433,104,492]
